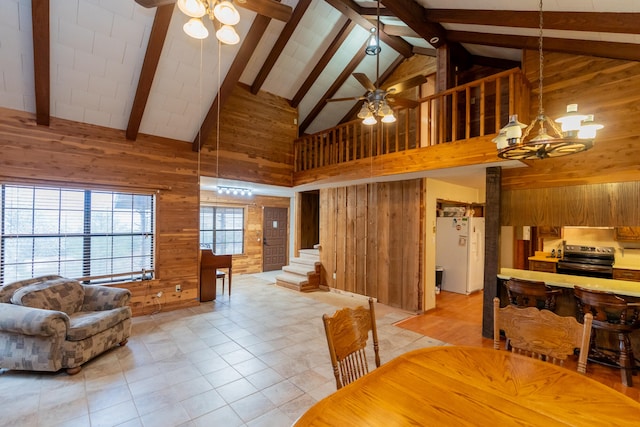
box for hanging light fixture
[494,0,602,160]
[177,0,241,45]
[359,0,395,126]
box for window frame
[0,183,156,285]
[199,205,246,255]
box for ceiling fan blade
[387,97,419,109]
[352,73,376,92]
[383,75,427,94]
[236,0,293,22]
[134,0,175,7]
[326,96,366,103]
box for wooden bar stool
[574,286,640,387]
[505,278,562,311]
[216,270,226,294]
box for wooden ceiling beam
[324,0,413,58]
[251,0,312,95]
[448,31,640,62]
[193,15,272,151]
[380,0,472,69]
[290,19,356,108]
[31,0,50,126]
[126,4,173,141]
[413,46,436,57]
[427,10,640,35]
[383,24,419,38]
[299,43,367,134]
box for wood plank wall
[0,85,296,316]
[200,191,291,274]
[319,179,423,311]
[199,83,297,186]
[501,52,640,227]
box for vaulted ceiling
[1,0,639,151]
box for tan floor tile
[216,378,259,403]
[180,389,226,419]
[229,392,276,423]
[261,380,304,406]
[139,402,191,427]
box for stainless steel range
[556,244,615,279]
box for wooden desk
[295,346,640,426]
[199,249,232,302]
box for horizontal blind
[1,184,154,285]
[200,206,244,255]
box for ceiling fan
[326,0,426,124]
[134,0,293,22]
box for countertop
[528,255,560,263]
[499,268,640,297]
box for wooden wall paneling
[366,183,379,297]
[319,188,333,287]
[401,180,420,311]
[345,186,357,293]
[355,184,368,295]
[615,182,640,225]
[387,181,404,308]
[376,182,390,304]
[335,187,347,290]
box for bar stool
[505,278,562,311]
[574,286,640,387]
[216,270,226,294]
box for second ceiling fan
[327,0,426,124]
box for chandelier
[178,0,241,45]
[494,0,603,160]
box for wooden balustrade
[294,68,529,173]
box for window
[200,206,244,255]
[1,184,154,285]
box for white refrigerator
[436,217,485,295]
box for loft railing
[294,68,530,173]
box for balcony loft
[293,68,530,187]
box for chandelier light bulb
[177,0,206,18]
[216,24,240,45]
[577,115,603,139]
[183,17,209,39]
[363,114,377,125]
[214,1,241,26]
[555,104,588,137]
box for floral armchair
[0,275,132,374]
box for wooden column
[482,166,501,338]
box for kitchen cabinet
[529,260,557,273]
[614,227,640,242]
[613,268,640,282]
[537,226,563,239]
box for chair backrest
[493,297,593,373]
[505,277,562,311]
[322,297,380,389]
[574,286,640,331]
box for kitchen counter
[613,263,640,271]
[499,268,640,297]
[527,255,559,263]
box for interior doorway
[263,207,288,271]
[298,191,319,249]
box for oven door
[556,261,613,279]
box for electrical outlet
[175,284,181,292]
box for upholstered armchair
[0,275,132,374]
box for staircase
[276,248,321,292]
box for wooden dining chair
[322,297,380,389]
[493,297,593,373]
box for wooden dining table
[294,346,640,426]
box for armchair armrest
[82,286,131,311]
[0,303,69,336]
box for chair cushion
[66,307,131,341]
[11,278,85,315]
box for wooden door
[263,207,288,271]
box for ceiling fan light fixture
[184,17,209,39]
[357,103,370,119]
[216,24,240,45]
[363,111,377,125]
[214,1,240,26]
[177,0,206,18]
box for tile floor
[0,273,444,427]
